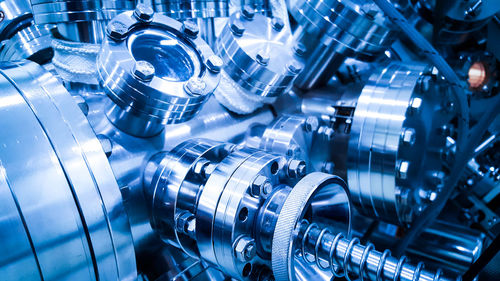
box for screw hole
[239,207,249,222]
[270,161,279,175]
[242,263,252,277]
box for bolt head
[251,175,268,196]
[401,128,416,145]
[262,181,273,195]
[235,237,256,262]
[304,116,319,132]
[293,43,306,57]
[256,50,270,65]
[182,21,199,38]
[241,5,255,20]
[407,97,422,116]
[230,20,245,36]
[184,77,206,96]
[107,21,128,41]
[397,161,410,180]
[193,158,210,178]
[288,159,307,178]
[287,60,302,74]
[134,3,154,22]
[206,55,223,73]
[272,17,284,31]
[133,60,155,81]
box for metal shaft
[297,220,457,281]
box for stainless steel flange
[213,10,301,113]
[0,23,55,63]
[30,0,135,43]
[0,61,136,281]
[97,10,221,137]
[0,0,32,40]
[289,0,398,89]
[347,62,458,226]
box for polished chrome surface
[0,61,136,281]
[153,0,229,19]
[98,10,220,137]
[0,23,54,63]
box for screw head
[230,20,245,36]
[206,55,223,73]
[256,50,270,65]
[287,60,302,74]
[192,158,210,178]
[176,212,196,236]
[133,60,155,81]
[304,116,319,132]
[182,20,199,38]
[234,237,256,262]
[251,175,268,197]
[241,5,255,20]
[401,128,416,145]
[107,21,128,41]
[134,3,154,22]
[272,17,284,31]
[262,181,273,195]
[184,77,206,96]
[397,161,410,180]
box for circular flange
[153,0,229,19]
[0,23,54,63]
[97,10,221,137]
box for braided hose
[296,220,459,281]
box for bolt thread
[296,220,459,281]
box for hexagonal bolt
[418,188,437,203]
[419,75,432,92]
[407,97,422,116]
[134,3,154,22]
[184,77,206,96]
[286,60,302,74]
[256,50,270,65]
[176,212,196,237]
[303,116,319,132]
[271,17,284,31]
[72,95,89,116]
[293,43,306,57]
[206,55,223,73]
[251,175,269,197]
[241,5,255,20]
[230,20,245,36]
[401,127,416,146]
[132,60,155,81]
[182,20,199,38]
[97,134,113,157]
[318,126,334,141]
[107,21,129,41]
[234,236,256,262]
[397,161,410,180]
[287,159,307,178]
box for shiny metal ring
[343,237,360,281]
[376,249,392,281]
[359,243,374,281]
[315,228,332,270]
[329,232,346,277]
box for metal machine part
[0,61,136,280]
[347,61,457,226]
[289,0,398,89]
[144,139,351,280]
[0,0,54,63]
[213,9,301,114]
[30,0,135,43]
[0,0,498,280]
[97,9,220,137]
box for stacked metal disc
[347,62,457,226]
[214,8,302,113]
[153,0,229,19]
[97,8,221,137]
[30,0,135,42]
[289,0,398,89]
[0,0,55,63]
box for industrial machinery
[0,0,499,280]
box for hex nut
[133,60,155,81]
[256,50,270,65]
[251,175,268,196]
[242,5,255,19]
[182,21,199,38]
[303,116,319,132]
[107,21,129,41]
[234,236,256,262]
[397,161,410,180]
[184,77,206,96]
[134,4,154,22]
[206,55,223,73]
[272,17,284,31]
[401,128,416,145]
[288,159,306,178]
[407,97,422,116]
[230,20,245,36]
[287,60,302,74]
[293,43,307,57]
